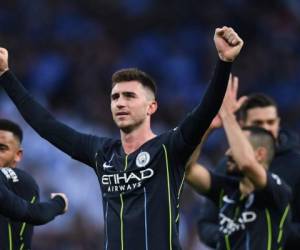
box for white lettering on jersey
[102,168,154,193]
[1,168,19,183]
[219,211,257,235]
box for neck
[239,177,255,197]
[120,125,156,154]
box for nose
[260,123,271,132]
[115,96,126,109]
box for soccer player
[0,26,243,249]
[0,119,68,250]
[186,88,291,249]
[192,79,300,249]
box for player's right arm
[0,48,98,165]
[219,94,267,189]
[0,180,68,225]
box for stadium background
[1,0,300,249]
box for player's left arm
[178,27,243,149]
[0,179,67,225]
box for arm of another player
[219,91,267,189]
[186,162,211,194]
[185,127,212,193]
[0,183,68,225]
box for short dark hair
[237,93,278,122]
[112,68,157,99]
[0,119,23,143]
[242,126,275,166]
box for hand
[0,48,9,76]
[210,74,247,129]
[214,26,244,62]
[51,193,69,213]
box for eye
[252,120,263,126]
[267,120,276,125]
[123,92,136,98]
[0,145,8,151]
[111,93,119,100]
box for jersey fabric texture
[0,59,231,250]
[206,171,291,250]
[198,130,300,249]
[0,167,66,250]
[0,167,39,250]
[95,129,191,250]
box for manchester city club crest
[136,151,150,167]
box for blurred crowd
[0,0,300,249]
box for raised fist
[214,26,244,62]
[0,48,9,75]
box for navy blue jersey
[0,168,66,250]
[93,128,195,250]
[206,171,291,250]
[0,167,39,250]
[0,60,231,249]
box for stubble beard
[118,119,144,134]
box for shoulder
[11,168,39,190]
[266,172,292,197]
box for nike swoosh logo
[103,162,113,169]
[223,195,236,204]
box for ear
[147,100,158,115]
[255,147,268,168]
[14,148,23,164]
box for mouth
[116,112,129,117]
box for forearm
[186,163,211,194]
[180,59,231,146]
[0,186,64,225]
[221,112,255,166]
[24,197,65,225]
[0,71,82,156]
[221,111,266,187]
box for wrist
[52,196,66,214]
[219,56,234,62]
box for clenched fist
[214,26,243,62]
[0,48,9,76]
[51,193,69,213]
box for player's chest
[96,147,167,196]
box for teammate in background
[186,83,291,249]
[189,77,300,250]
[0,119,68,250]
[0,26,243,249]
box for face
[241,106,280,139]
[111,81,157,132]
[0,130,22,168]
